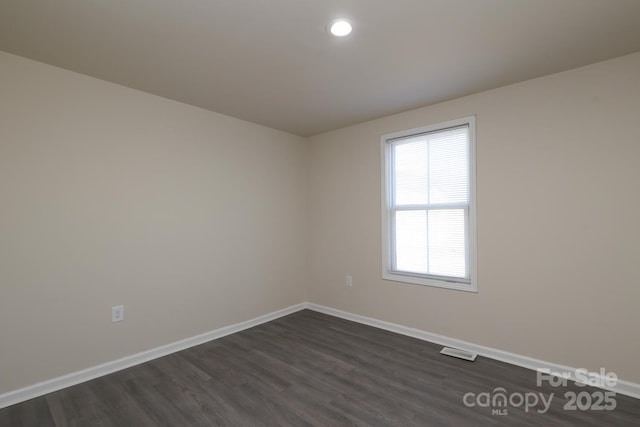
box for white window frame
[381,116,477,292]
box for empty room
[1,0,639,425]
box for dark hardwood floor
[1,309,639,426]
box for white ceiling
[1,0,640,136]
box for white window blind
[382,117,476,291]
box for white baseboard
[2,301,638,410]
[0,303,306,409]
[306,303,640,400]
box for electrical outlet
[112,305,124,323]
[345,275,353,287]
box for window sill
[382,271,477,292]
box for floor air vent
[440,346,477,361]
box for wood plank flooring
[1,309,639,426]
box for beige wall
[2,49,640,397]
[308,52,640,383]
[0,51,308,394]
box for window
[381,116,477,291]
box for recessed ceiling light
[328,19,352,37]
